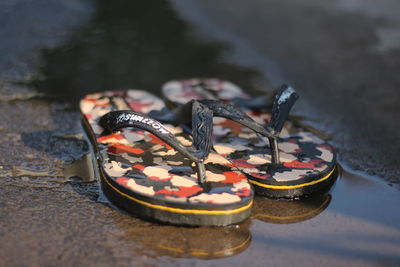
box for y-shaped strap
[99,101,213,183]
[199,85,299,165]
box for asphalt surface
[0,0,399,266]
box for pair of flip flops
[80,78,336,226]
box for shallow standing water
[0,0,399,266]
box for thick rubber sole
[99,168,252,226]
[248,165,338,199]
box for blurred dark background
[32,0,259,101]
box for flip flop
[80,90,253,226]
[162,79,337,198]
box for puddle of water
[63,152,96,182]
[0,167,62,178]
[236,166,400,265]
[1,132,92,183]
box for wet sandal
[80,90,253,226]
[162,79,337,198]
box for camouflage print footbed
[80,90,253,210]
[212,116,336,183]
[162,79,337,197]
[162,78,251,106]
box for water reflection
[252,194,331,224]
[116,218,252,259]
[106,193,334,259]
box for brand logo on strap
[116,113,171,135]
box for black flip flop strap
[99,104,214,183]
[199,99,275,138]
[148,100,214,160]
[199,85,299,137]
[199,85,298,165]
[269,85,299,135]
[231,94,275,111]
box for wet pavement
[0,0,400,266]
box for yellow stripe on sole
[102,174,253,215]
[249,166,336,190]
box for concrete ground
[0,0,399,266]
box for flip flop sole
[248,165,337,198]
[99,169,252,226]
